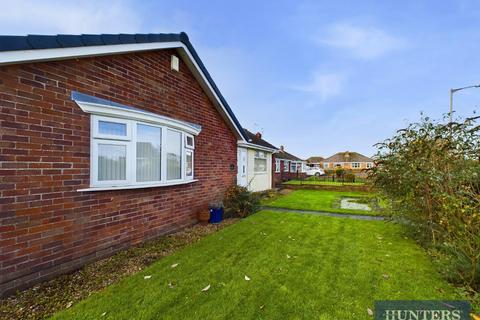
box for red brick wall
[0,49,238,296]
[271,156,305,186]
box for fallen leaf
[144,275,152,279]
[382,274,390,279]
[470,313,480,320]
[286,254,291,259]
[244,275,251,281]
[260,304,265,310]
[168,282,174,288]
[101,312,107,317]
[66,301,73,309]
[201,284,211,292]
[171,263,179,268]
[367,308,374,316]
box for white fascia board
[76,100,201,136]
[0,42,179,66]
[0,41,246,141]
[237,141,277,153]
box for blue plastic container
[209,207,223,224]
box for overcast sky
[2,0,479,158]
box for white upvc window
[323,162,329,169]
[275,159,281,173]
[90,115,197,189]
[291,162,297,172]
[73,92,201,191]
[366,162,373,168]
[254,151,267,173]
[352,162,360,168]
[284,160,289,172]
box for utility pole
[449,84,480,124]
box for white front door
[237,147,247,187]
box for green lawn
[262,190,383,216]
[51,211,459,320]
[284,180,365,186]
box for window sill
[254,171,268,175]
[78,179,198,192]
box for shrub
[344,172,356,183]
[335,168,345,178]
[370,114,480,290]
[223,185,260,218]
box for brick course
[0,49,238,296]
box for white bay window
[91,115,197,189]
[74,92,200,191]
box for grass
[0,220,238,320]
[284,180,365,186]
[262,190,384,216]
[50,211,461,320]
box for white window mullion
[181,132,185,180]
[130,122,137,184]
[161,125,167,183]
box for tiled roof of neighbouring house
[306,156,324,163]
[276,149,304,162]
[0,32,248,141]
[243,129,278,150]
[323,151,373,163]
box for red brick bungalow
[0,32,249,296]
[272,146,306,186]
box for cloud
[291,71,345,101]
[0,0,141,35]
[316,22,406,59]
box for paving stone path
[260,206,385,221]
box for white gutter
[237,140,278,153]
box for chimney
[344,151,350,161]
[280,145,284,151]
[255,132,262,139]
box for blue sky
[2,0,479,158]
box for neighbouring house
[0,32,250,296]
[237,129,277,192]
[272,146,306,185]
[306,156,324,169]
[322,151,375,171]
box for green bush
[370,114,480,291]
[344,172,356,183]
[335,168,345,178]
[223,185,260,218]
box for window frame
[93,116,132,141]
[254,150,267,173]
[284,160,289,172]
[275,159,280,173]
[89,115,197,190]
[185,149,194,179]
[92,138,132,187]
[352,162,360,168]
[291,162,297,172]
